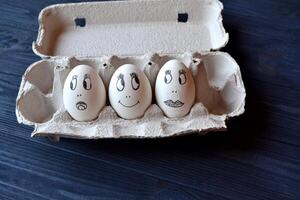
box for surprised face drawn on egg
[63,65,106,122]
[109,64,152,120]
[155,60,195,118]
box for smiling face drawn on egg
[63,65,106,122]
[116,72,140,108]
[109,64,152,120]
[155,60,195,118]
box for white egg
[109,64,152,119]
[63,65,106,121]
[155,59,195,118]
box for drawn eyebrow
[165,70,171,74]
[179,69,186,74]
[117,73,124,79]
[130,72,137,78]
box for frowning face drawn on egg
[63,65,106,122]
[109,64,152,120]
[155,60,195,118]
[69,73,92,111]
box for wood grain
[0,0,299,199]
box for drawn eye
[116,73,125,91]
[83,74,92,90]
[130,73,140,90]
[179,69,187,85]
[164,70,172,84]
[70,75,77,90]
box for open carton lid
[33,0,229,58]
[16,0,246,140]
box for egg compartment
[16,0,246,139]
[16,52,245,139]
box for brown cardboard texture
[16,0,246,140]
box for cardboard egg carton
[16,0,246,140]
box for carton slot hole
[177,13,188,23]
[74,18,86,27]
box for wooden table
[0,0,299,199]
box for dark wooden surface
[0,0,299,199]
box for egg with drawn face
[155,60,195,118]
[109,64,152,119]
[63,65,106,121]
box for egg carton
[16,0,246,140]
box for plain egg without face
[109,64,152,119]
[63,65,106,121]
[155,60,195,118]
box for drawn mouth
[164,100,184,108]
[76,101,87,110]
[118,100,140,108]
